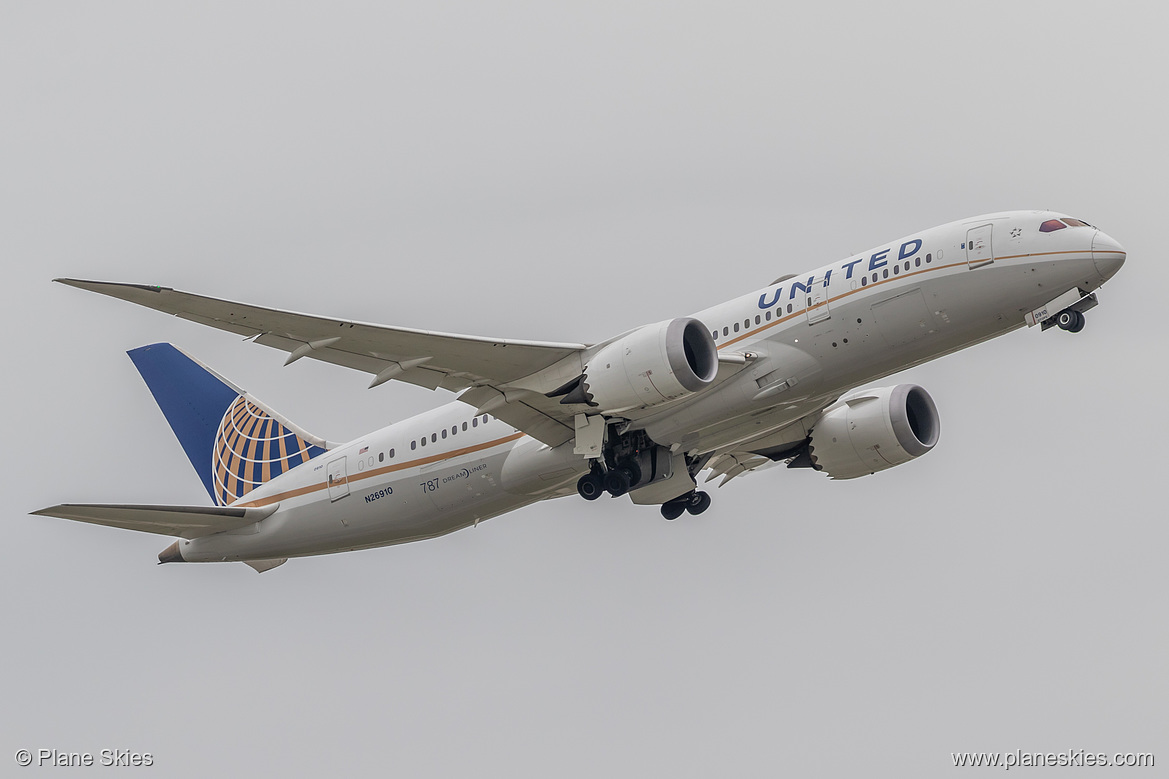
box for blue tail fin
[128,343,329,506]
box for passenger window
[734,322,740,332]
[893,266,900,275]
[712,330,718,340]
[915,258,921,267]
[883,269,889,279]
[754,315,760,325]
[787,304,793,313]
[378,452,384,462]
[441,429,447,439]
[473,418,478,428]
[744,319,750,329]
[926,253,932,263]
[389,448,395,458]
[462,422,468,431]
[765,311,772,321]
[722,326,729,336]
[861,277,868,286]
[431,433,437,443]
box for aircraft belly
[180,452,543,561]
[420,449,508,512]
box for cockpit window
[1061,218,1092,228]
[1040,219,1066,232]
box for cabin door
[327,456,350,502]
[966,224,994,268]
[805,276,831,324]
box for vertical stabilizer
[128,343,328,505]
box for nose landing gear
[1055,308,1086,332]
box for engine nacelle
[577,318,718,414]
[808,384,940,479]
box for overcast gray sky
[3,2,1166,776]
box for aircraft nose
[1092,229,1126,280]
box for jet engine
[563,318,718,414]
[808,384,940,479]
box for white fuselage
[174,210,1125,562]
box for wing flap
[31,503,279,539]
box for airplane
[33,210,1125,572]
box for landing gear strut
[1056,309,1086,333]
[660,490,711,520]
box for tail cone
[158,541,184,564]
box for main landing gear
[574,426,713,518]
[576,466,713,521]
[574,460,646,501]
[1055,308,1086,333]
[660,490,711,520]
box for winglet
[55,278,173,294]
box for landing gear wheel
[660,501,686,520]
[576,471,604,501]
[621,459,643,488]
[686,491,712,516]
[604,468,632,497]
[1056,309,1085,332]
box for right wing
[31,503,279,539]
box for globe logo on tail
[212,396,323,505]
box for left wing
[57,279,589,446]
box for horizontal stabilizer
[31,503,278,539]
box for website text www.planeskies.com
[951,749,1154,770]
